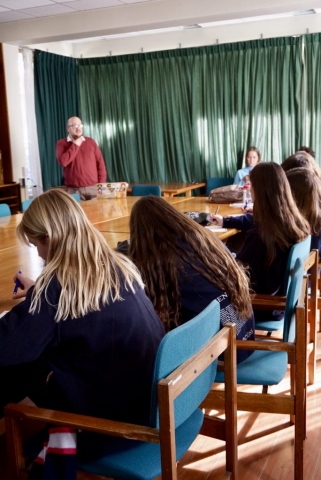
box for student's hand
[209,214,224,226]
[12,272,35,299]
[243,206,253,213]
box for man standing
[56,116,107,200]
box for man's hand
[73,137,83,147]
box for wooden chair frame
[201,276,308,480]
[252,249,318,385]
[5,324,237,480]
[315,260,321,360]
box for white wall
[3,44,26,185]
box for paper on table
[229,203,245,208]
[0,311,9,319]
[205,226,228,232]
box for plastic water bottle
[242,184,252,208]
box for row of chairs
[0,194,82,218]
[4,256,308,479]
[0,181,219,217]
[133,178,235,197]
[131,178,233,197]
[0,200,33,217]
[202,257,308,480]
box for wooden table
[95,198,242,244]
[0,214,24,250]
[0,198,242,311]
[127,182,206,197]
[0,244,44,312]
[80,195,188,224]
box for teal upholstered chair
[0,203,11,217]
[206,177,234,196]
[203,258,307,480]
[5,300,238,479]
[131,184,162,197]
[253,235,318,386]
[215,257,304,385]
[21,199,33,212]
[70,193,81,202]
[254,235,311,334]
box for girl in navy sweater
[129,196,254,362]
[0,190,165,430]
[211,162,310,320]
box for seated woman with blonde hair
[129,196,255,362]
[0,190,164,444]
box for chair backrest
[131,184,162,197]
[0,203,11,217]
[150,300,221,428]
[21,199,33,213]
[283,258,304,342]
[71,193,81,202]
[283,235,311,295]
[206,177,234,196]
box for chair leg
[4,414,26,480]
[307,257,317,385]
[294,305,307,480]
[224,338,238,480]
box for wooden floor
[1,360,321,480]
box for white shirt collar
[67,135,85,142]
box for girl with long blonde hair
[0,190,164,431]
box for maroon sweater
[56,137,107,187]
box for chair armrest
[305,250,318,271]
[236,339,295,353]
[251,294,286,310]
[4,403,160,444]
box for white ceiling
[0,0,154,23]
[1,0,321,57]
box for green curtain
[34,50,80,190]
[303,33,321,162]
[78,53,195,183]
[78,36,303,183]
[35,34,320,188]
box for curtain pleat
[34,50,80,190]
[78,37,303,184]
[303,33,321,161]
